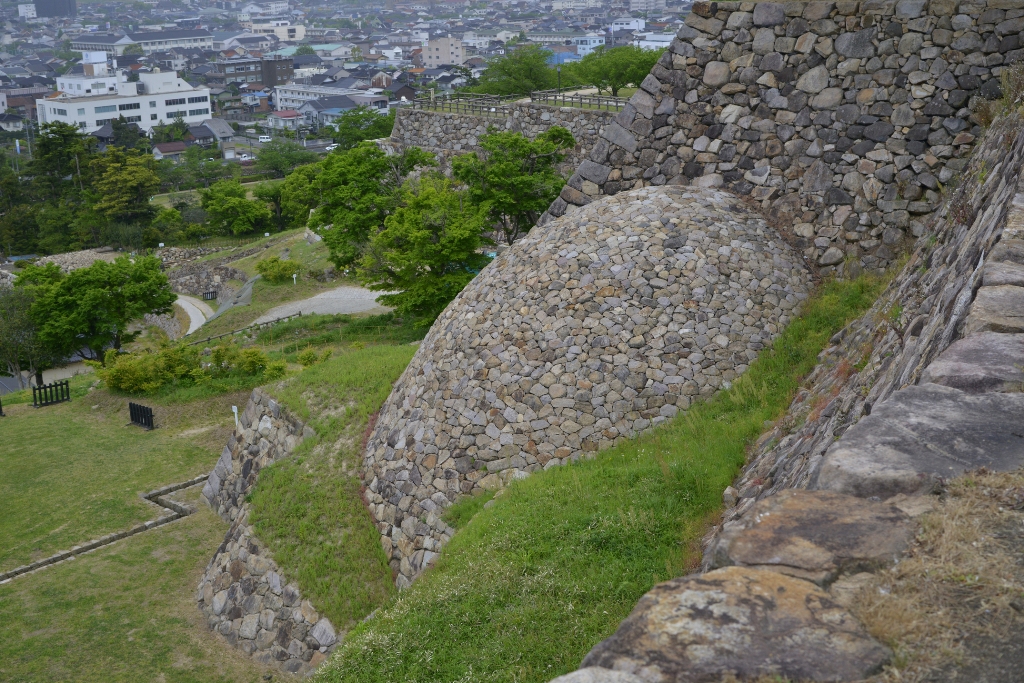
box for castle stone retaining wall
[362,184,812,587]
[544,0,1024,277]
[390,105,617,174]
[196,388,336,676]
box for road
[252,285,391,325]
[175,295,216,335]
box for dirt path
[252,285,390,324]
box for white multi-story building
[247,19,305,41]
[37,55,211,134]
[551,0,602,11]
[629,0,666,12]
[609,18,645,31]
[71,29,213,56]
[17,4,36,18]
[424,35,464,67]
[573,33,605,56]
[273,82,372,110]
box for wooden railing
[410,92,516,116]
[186,312,303,346]
[529,89,629,110]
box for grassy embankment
[0,317,425,682]
[0,373,266,682]
[310,275,885,683]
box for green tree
[152,117,189,143]
[182,144,229,188]
[0,285,64,388]
[0,205,39,255]
[29,255,175,361]
[473,44,556,96]
[452,126,575,245]
[311,143,435,269]
[90,147,161,223]
[328,106,396,150]
[294,44,316,56]
[255,139,318,178]
[254,182,285,231]
[566,46,662,96]
[280,163,323,227]
[27,122,96,202]
[111,116,148,150]
[122,43,144,56]
[358,176,492,323]
[200,179,273,235]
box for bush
[297,348,319,367]
[99,343,279,394]
[256,256,302,284]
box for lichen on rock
[362,185,812,586]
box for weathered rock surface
[363,185,812,585]
[982,261,1024,288]
[710,490,913,584]
[813,384,1024,499]
[921,332,1024,393]
[549,668,645,683]
[581,566,891,682]
[964,285,1024,335]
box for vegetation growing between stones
[312,274,885,683]
[246,344,418,632]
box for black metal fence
[202,290,218,301]
[32,380,70,408]
[186,311,303,346]
[128,402,155,430]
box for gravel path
[175,295,214,335]
[253,285,390,325]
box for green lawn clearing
[0,375,246,573]
[311,275,885,683]
[246,344,419,632]
[0,486,268,683]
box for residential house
[152,140,186,161]
[265,108,302,129]
[0,113,24,131]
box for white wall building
[573,33,605,56]
[17,4,36,18]
[629,0,667,11]
[424,34,464,67]
[38,57,211,134]
[609,18,645,31]
[248,20,305,41]
[635,32,674,49]
[272,83,382,111]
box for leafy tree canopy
[311,143,435,268]
[294,44,316,56]
[565,46,662,96]
[452,126,574,245]
[472,44,557,96]
[255,139,318,178]
[122,43,144,56]
[30,255,176,360]
[200,179,273,235]
[358,175,492,324]
[90,147,160,223]
[328,106,396,150]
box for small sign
[158,242,164,247]
[265,233,270,237]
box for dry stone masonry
[391,105,617,174]
[197,388,335,675]
[548,95,1024,683]
[544,0,1024,277]
[363,185,811,587]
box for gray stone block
[548,668,645,683]
[813,384,1024,499]
[983,261,1024,287]
[921,332,1024,393]
[964,285,1024,335]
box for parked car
[239,153,251,161]
[325,143,339,152]
[258,135,272,143]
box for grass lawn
[0,375,246,573]
[312,275,885,683]
[246,344,420,632]
[0,486,268,683]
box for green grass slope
[312,276,884,683]
[247,344,419,631]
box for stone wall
[545,0,1024,277]
[548,106,1024,683]
[390,104,618,174]
[197,388,336,675]
[168,264,249,301]
[362,184,812,587]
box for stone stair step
[964,285,1024,335]
[989,238,1024,265]
[710,490,913,586]
[812,384,1024,499]
[580,566,891,683]
[920,332,1024,393]
[982,260,1024,288]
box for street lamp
[557,63,561,95]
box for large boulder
[921,332,1024,393]
[363,185,812,584]
[581,566,891,682]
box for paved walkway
[253,285,391,325]
[175,295,215,336]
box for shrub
[256,256,301,284]
[264,360,287,380]
[297,348,320,367]
[99,343,278,394]
[238,348,270,375]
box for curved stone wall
[540,0,1023,277]
[362,185,812,586]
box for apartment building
[273,82,382,111]
[424,35,464,67]
[248,19,305,41]
[37,56,211,133]
[71,29,213,56]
